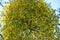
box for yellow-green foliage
[2,0,57,40]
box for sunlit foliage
[2,0,57,40]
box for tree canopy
[1,0,57,40]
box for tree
[55,27,60,40]
[1,0,57,40]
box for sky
[45,0,60,9]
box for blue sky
[45,0,60,9]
